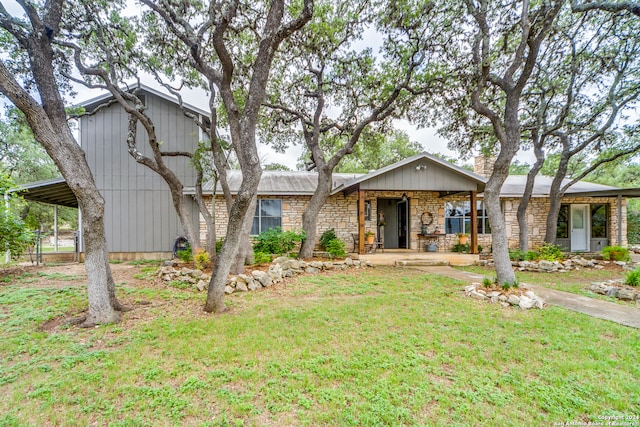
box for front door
[571,204,589,251]
[397,199,409,249]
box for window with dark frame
[591,204,608,238]
[251,199,282,235]
[556,205,569,239]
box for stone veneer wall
[201,193,626,252]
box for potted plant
[365,231,375,244]
[457,232,468,245]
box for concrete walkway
[411,265,640,329]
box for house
[200,153,640,255]
[18,86,640,258]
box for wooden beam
[358,190,365,254]
[470,191,478,254]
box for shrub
[319,229,337,250]
[525,251,540,261]
[452,243,469,253]
[624,268,640,287]
[194,249,210,270]
[326,238,346,259]
[253,252,272,264]
[253,227,306,255]
[215,238,224,254]
[602,246,630,262]
[509,249,526,261]
[537,243,563,261]
[176,242,193,263]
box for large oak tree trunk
[299,168,332,259]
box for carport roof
[15,177,78,208]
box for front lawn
[0,265,638,425]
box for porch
[357,249,480,267]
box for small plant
[364,231,375,237]
[624,268,640,287]
[482,277,493,288]
[525,251,540,261]
[452,243,469,253]
[537,243,563,261]
[253,227,306,255]
[326,238,346,259]
[176,247,193,263]
[477,245,483,253]
[254,252,272,264]
[319,229,338,250]
[194,249,210,270]
[602,246,630,262]
[215,238,225,254]
[501,282,511,291]
[509,249,526,261]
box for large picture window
[444,201,490,234]
[251,199,282,235]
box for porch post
[358,190,365,254]
[618,194,623,246]
[470,191,478,254]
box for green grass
[0,267,638,425]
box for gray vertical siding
[360,160,478,191]
[81,91,200,253]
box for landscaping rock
[196,280,207,292]
[235,281,248,292]
[252,270,272,288]
[618,288,637,301]
[538,260,555,272]
[470,291,487,300]
[507,295,521,306]
[224,285,234,294]
[518,295,535,310]
[305,267,321,274]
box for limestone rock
[196,280,207,292]
[469,291,487,300]
[252,270,272,288]
[618,288,637,301]
[519,295,535,310]
[224,285,234,294]
[507,295,521,306]
[235,281,248,292]
[305,267,320,274]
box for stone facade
[201,191,626,253]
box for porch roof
[331,152,487,195]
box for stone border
[476,256,635,273]
[589,280,640,302]
[157,257,373,293]
[464,283,545,310]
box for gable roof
[331,152,487,195]
[78,82,209,117]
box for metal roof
[78,82,210,117]
[499,175,640,197]
[191,170,363,196]
[15,177,78,208]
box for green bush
[215,238,224,254]
[253,227,306,255]
[194,249,210,270]
[602,246,630,262]
[624,268,640,287]
[176,248,193,263]
[509,249,526,261]
[452,243,469,253]
[525,251,540,261]
[326,238,346,258]
[253,252,272,264]
[319,229,337,250]
[537,243,564,261]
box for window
[444,201,490,234]
[251,199,282,235]
[556,205,569,238]
[591,204,608,238]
